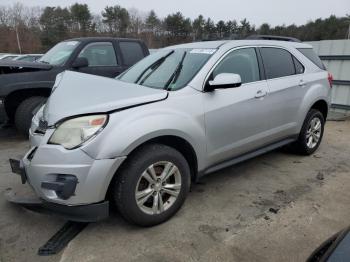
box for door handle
[255,90,267,98]
[299,80,307,87]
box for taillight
[327,72,333,88]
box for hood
[0,60,52,70]
[43,71,168,125]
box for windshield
[39,41,80,66]
[118,48,216,91]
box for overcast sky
[1,0,349,26]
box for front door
[203,47,271,166]
[75,41,123,78]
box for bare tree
[9,2,24,53]
[128,8,146,36]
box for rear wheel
[112,144,191,226]
[292,109,325,155]
[14,96,46,136]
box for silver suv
[8,39,332,226]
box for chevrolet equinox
[8,39,332,226]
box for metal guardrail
[319,55,350,61]
[332,104,350,110]
[319,56,350,110]
[332,80,350,86]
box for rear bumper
[5,187,109,222]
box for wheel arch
[105,134,199,202]
[309,99,329,121]
[120,135,199,182]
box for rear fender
[296,72,330,132]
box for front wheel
[112,144,191,226]
[292,109,325,155]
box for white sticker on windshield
[190,49,216,54]
[66,41,79,46]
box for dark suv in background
[0,37,149,135]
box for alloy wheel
[135,161,182,215]
[306,117,322,149]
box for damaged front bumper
[7,158,109,222]
[6,134,126,221]
[5,188,109,223]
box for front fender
[0,69,60,96]
[81,106,207,171]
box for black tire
[112,144,191,226]
[14,96,46,136]
[292,109,325,155]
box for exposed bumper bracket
[9,158,26,184]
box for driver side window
[78,42,118,66]
[213,48,260,84]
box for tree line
[0,2,349,53]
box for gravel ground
[0,119,349,262]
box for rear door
[76,41,123,77]
[259,47,306,139]
[117,40,149,68]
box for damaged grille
[35,119,48,134]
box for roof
[246,35,301,42]
[166,40,312,50]
[65,37,144,43]
[166,40,229,49]
[17,54,43,56]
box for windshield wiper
[164,51,187,90]
[136,50,174,84]
[39,60,50,64]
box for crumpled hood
[43,71,168,125]
[0,60,52,70]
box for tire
[292,109,325,155]
[14,96,46,136]
[112,144,191,226]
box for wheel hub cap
[154,182,162,192]
[135,161,182,215]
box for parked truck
[0,37,149,135]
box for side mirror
[72,57,89,69]
[206,73,242,91]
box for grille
[35,119,48,134]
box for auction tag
[66,41,79,46]
[190,49,216,55]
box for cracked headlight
[48,114,108,149]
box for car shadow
[0,125,26,140]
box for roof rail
[246,35,301,43]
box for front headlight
[48,114,108,149]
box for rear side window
[297,48,326,70]
[119,41,145,66]
[293,56,305,74]
[260,47,295,79]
